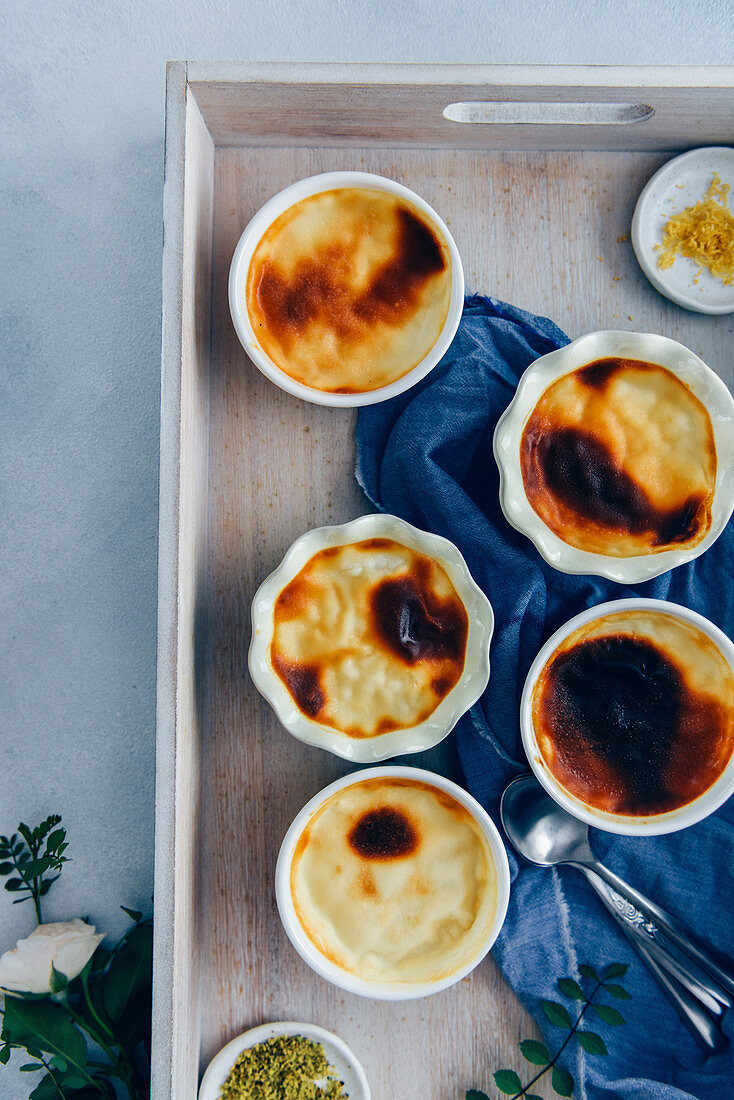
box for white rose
[0,919,103,994]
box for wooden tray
[154,62,734,1099]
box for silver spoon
[500,774,733,1053]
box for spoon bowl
[500,773,593,866]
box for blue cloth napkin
[355,294,734,1100]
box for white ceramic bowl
[249,513,494,762]
[275,765,511,1000]
[520,598,734,836]
[198,1021,370,1100]
[228,171,464,407]
[631,146,734,315]
[493,330,734,583]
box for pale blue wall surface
[1,1,733,1095]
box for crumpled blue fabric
[355,294,734,1100]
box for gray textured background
[2,0,733,1095]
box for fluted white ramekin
[493,330,734,583]
[248,513,493,762]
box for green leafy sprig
[468,962,630,1100]
[0,817,69,924]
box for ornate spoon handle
[577,865,728,1053]
[571,856,734,1007]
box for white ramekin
[228,171,464,407]
[275,765,511,1000]
[248,513,494,763]
[493,330,734,583]
[520,598,734,836]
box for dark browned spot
[360,538,396,550]
[576,358,625,390]
[369,575,468,665]
[431,676,452,697]
[348,806,419,860]
[271,652,324,719]
[538,634,730,815]
[253,203,446,351]
[521,424,707,547]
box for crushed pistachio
[219,1035,348,1100]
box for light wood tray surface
[156,64,734,1100]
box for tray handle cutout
[443,101,655,126]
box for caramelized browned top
[256,207,445,352]
[520,358,716,557]
[533,614,734,816]
[246,188,452,393]
[270,539,469,738]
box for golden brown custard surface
[246,188,452,393]
[271,539,469,738]
[532,611,734,816]
[520,358,716,556]
[290,778,497,984]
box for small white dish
[228,171,464,406]
[631,146,734,315]
[249,513,494,762]
[520,598,734,836]
[493,329,734,583]
[275,765,511,1000]
[198,1020,370,1100]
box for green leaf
[0,1045,11,1065]
[102,921,152,1021]
[542,1000,572,1028]
[558,977,585,1000]
[519,1039,550,1065]
[20,857,56,881]
[466,1092,491,1100]
[46,830,66,853]
[577,1030,608,1055]
[603,963,628,979]
[552,1065,574,1096]
[20,1063,43,1071]
[1,997,88,1077]
[4,877,24,891]
[112,987,150,1051]
[0,861,15,875]
[603,983,631,999]
[29,1074,63,1100]
[526,1095,545,1100]
[592,1004,626,1026]
[493,1069,522,1095]
[17,823,33,846]
[89,946,112,975]
[120,906,143,923]
[50,966,68,994]
[579,963,599,982]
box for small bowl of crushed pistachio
[197,1021,371,1100]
